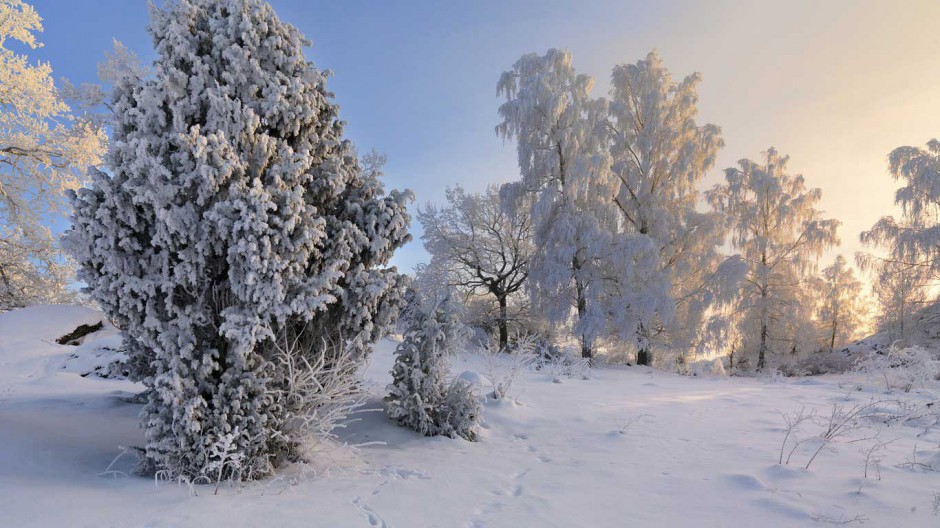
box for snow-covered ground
[1,306,938,527]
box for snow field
[0,306,938,527]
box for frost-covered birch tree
[65,0,411,480]
[417,185,532,349]
[858,256,930,340]
[706,148,839,370]
[861,139,940,276]
[815,255,867,352]
[497,49,669,360]
[602,50,740,365]
[58,38,149,131]
[858,139,940,340]
[0,0,106,310]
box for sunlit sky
[30,0,940,276]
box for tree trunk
[580,339,592,360]
[829,321,837,353]
[636,324,652,366]
[757,253,768,371]
[757,322,768,370]
[576,275,591,360]
[636,347,652,366]
[729,342,736,376]
[497,294,509,350]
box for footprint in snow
[352,496,389,528]
[379,466,431,481]
[512,469,530,479]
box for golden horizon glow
[578,0,940,289]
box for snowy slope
[0,306,938,527]
[842,299,940,359]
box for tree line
[417,48,938,372]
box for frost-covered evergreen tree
[815,255,868,352]
[386,297,481,441]
[65,0,411,480]
[602,50,741,365]
[497,49,670,360]
[706,148,839,370]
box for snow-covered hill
[813,301,940,374]
[0,305,938,527]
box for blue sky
[29,0,940,274]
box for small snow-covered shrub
[532,336,566,365]
[760,367,786,384]
[779,401,879,469]
[897,444,940,473]
[857,345,940,393]
[267,326,367,463]
[678,356,727,377]
[385,298,481,440]
[439,379,483,441]
[534,340,590,381]
[480,335,536,399]
[615,413,654,436]
[778,352,855,377]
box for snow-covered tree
[386,297,481,441]
[706,148,839,370]
[815,255,868,352]
[497,49,670,360]
[861,139,940,277]
[59,38,150,130]
[417,184,532,349]
[0,0,106,310]
[858,256,931,340]
[65,0,411,480]
[601,50,739,365]
[859,139,940,340]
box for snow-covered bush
[480,335,536,398]
[776,352,855,377]
[439,379,483,441]
[65,0,410,481]
[677,356,727,377]
[385,298,481,441]
[857,345,940,393]
[778,401,878,469]
[267,325,367,463]
[531,338,589,381]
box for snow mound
[0,304,125,381]
[457,369,487,389]
[62,332,126,378]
